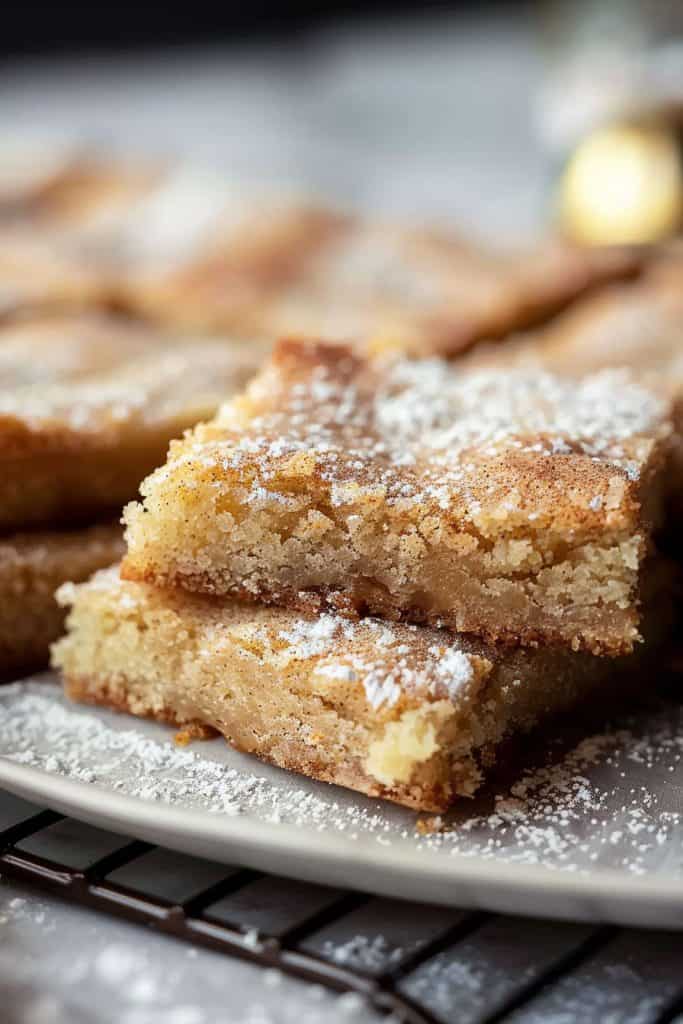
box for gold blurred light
[559,122,683,245]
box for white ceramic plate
[2,676,683,929]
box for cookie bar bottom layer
[52,569,656,811]
[0,522,124,681]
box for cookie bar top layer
[0,313,166,388]
[0,150,164,318]
[125,204,348,335]
[464,255,683,529]
[0,313,266,530]
[0,317,263,456]
[0,146,160,223]
[123,339,673,654]
[0,141,639,346]
[53,568,628,811]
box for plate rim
[3,754,683,929]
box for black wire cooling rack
[3,788,683,1024]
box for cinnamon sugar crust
[258,225,640,358]
[0,147,160,225]
[53,568,653,811]
[123,205,351,336]
[466,255,683,528]
[0,238,110,321]
[123,339,675,655]
[0,151,269,321]
[0,312,266,530]
[0,522,123,680]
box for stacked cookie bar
[54,339,678,810]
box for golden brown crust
[0,136,643,347]
[0,148,160,223]
[121,205,641,357]
[467,254,683,383]
[0,151,162,319]
[0,144,641,352]
[0,242,111,322]
[464,253,683,532]
[1,445,173,532]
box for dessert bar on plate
[0,522,123,680]
[53,567,662,812]
[0,312,265,531]
[123,338,675,655]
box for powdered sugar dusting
[430,646,474,700]
[272,605,480,711]
[2,678,683,881]
[375,361,664,461]
[362,673,403,711]
[279,615,342,659]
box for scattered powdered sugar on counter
[0,882,374,1024]
[321,934,406,973]
[2,678,683,879]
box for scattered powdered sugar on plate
[2,677,683,879]
[442,730,683,875]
